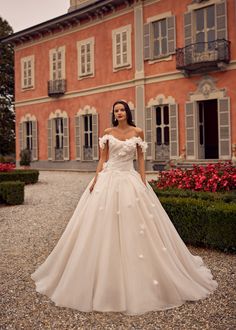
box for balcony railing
[176,39,230,74]
[48,79,66,97]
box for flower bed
[152,161,236,193]
[0,163,16,172]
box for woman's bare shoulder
[134,127,144,139]
[103,127,113,135]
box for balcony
[176,39,230,75]
[48,79,66,97]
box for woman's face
[114,103,127,123]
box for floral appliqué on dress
[99,134,148,156]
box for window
[144,16,175,60]
[48,112,69,161]
[49,47,65,81]
[26,121,33,150]
[156,105,170,146]
[21,56,35,89]
[19,116,38,160]
[55,118,64,149]
[184,1,227,46]
[112,25,131,69]
[153,20,168,58]
[77,37,94,77]
[195,5,215,52]
[75,109,98,161]
[84,115,92,148]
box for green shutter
[144,23,152,60]
[218,97,231,159]
[19,122,23,152]
[169,104,179,159]
[185,102,196,160]
[75,116,82,160]
[145,107,155,160]
[92,113,99,160]
[63,117,69,160]
[184,12,192,46]
[216,0,227,39]
[167,16,176,54]
[48,119,53,160]
[32,120,38,160]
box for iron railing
[176,39,230,73]
[48,79,66,97]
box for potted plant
[19,149,31,168]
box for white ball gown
[31,134,218,315]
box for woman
[31,100,218,315]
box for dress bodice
[99,134,148,171]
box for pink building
[1,0,236,170]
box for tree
[0,17,15,156]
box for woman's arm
[89,132,109,193]
[136,129,146,186]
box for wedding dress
[31,134,218,315]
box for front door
[197,100,218,159]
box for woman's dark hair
[112,100,136,127]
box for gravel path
[0,171,235,330]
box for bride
[31,100,218,315]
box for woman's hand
[89,179,97,193]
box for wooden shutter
[185,102,196,160]
[184,12,193,46]
[19,122,24,152]
[218,97,231,159]
[144,23,152,60]
[63,117,69,160]
[145,107,155,160]
[92,113,99,160]
[47,119,53,160]
[32,120,38,161]
[75,115,82,160]
[167,16,176,54]
[216,0,227,39]
[169,104,179,159]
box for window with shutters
[49,47,65,81]
[19,115,38,161]
[26,121,33,150]
[54,118,64,160]
[112,25,131,69]
[21,56,34,89]
[77,37,94,77]
[55,118,64,149]
[195,5,216,52]
[144,16,176,61]
[83,114,93,160]
[155,105,170,160]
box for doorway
[198,99,218,159]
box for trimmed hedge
[159,197,236,253]
[0,181,25,205]
[0,169,39,184]
[151,186,236,204]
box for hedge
[0,169,39,184]
[159,197,236,253]
[0,181,25,205]
[151,186,236,204]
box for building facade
[2,0,236,170]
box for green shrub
[159,197,236,253]
[0,169,39,184]
[19,148,31,166]
[151,186,236,204]
[0,181,24,205]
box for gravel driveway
[0,171,235,329]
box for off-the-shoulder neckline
[100,134,143,142]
